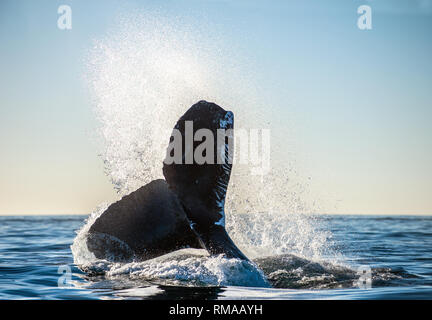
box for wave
[71,205,337,288]
[71,207,408,289]
[73,238,408,290]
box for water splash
[227,212,335,261]
[81,10,339,272]
[86,12,255,195]
[106,249,270,288]
[71,203,108,266]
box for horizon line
[0,212,431,217]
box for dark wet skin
[88,100,248,261]
[88,179,204,261]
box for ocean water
[0,214,431,300]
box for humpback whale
[87,100,248,261]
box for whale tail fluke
[86,101,248,262]
[163,100,248,260]
[88,179,204,261]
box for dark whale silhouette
[87,100,248,261]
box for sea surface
[0,214,431,300]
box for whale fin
[86,101,248,262]
[163,100,248,260]
[88,179,204,261]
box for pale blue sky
[0,0,431,214]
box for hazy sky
[0,0,431,215]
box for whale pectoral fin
[163,100,248,261]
